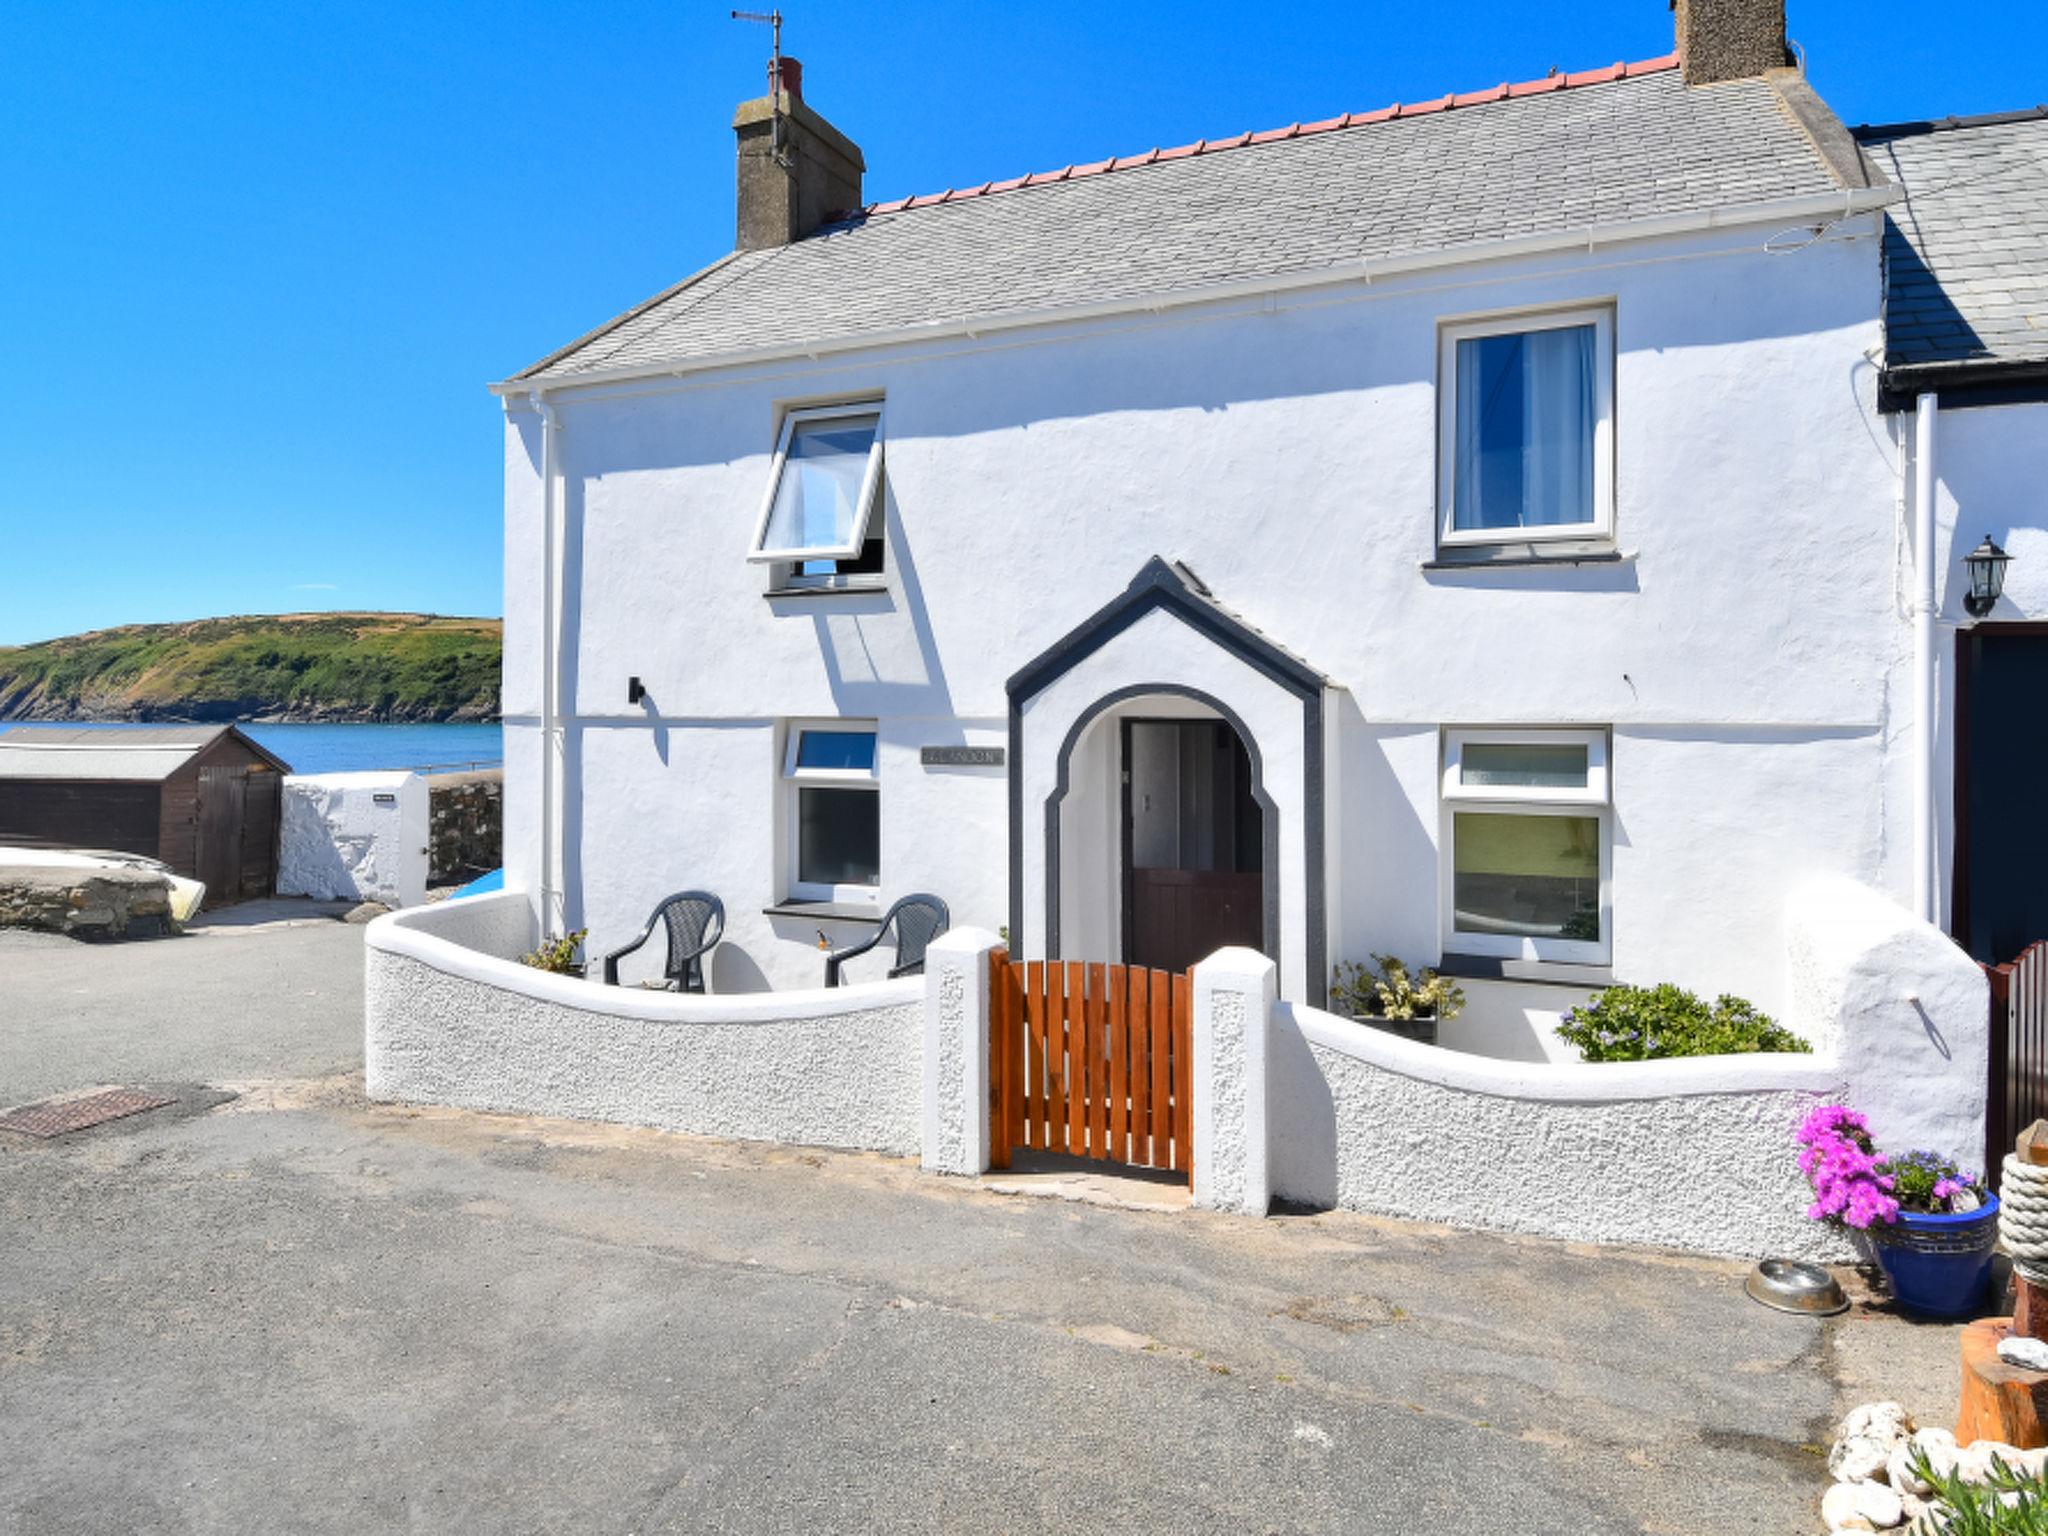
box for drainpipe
[1913,390,1938,926]
[532,391,562,935]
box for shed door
[1958,627,2048,963]
[196,766,248,906]
[239,771,280,899]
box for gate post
[922,927,1002,1176]
[1191,947,1275,1216]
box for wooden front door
[195,766,247,906]
[1122,719,1264,974]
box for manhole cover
[0,1089,175,1139]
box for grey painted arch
[1004,557,1329,1007]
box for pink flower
[1796,1105,1899,1230]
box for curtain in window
[1454,324,1595,531]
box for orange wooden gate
[987,955,1192,1183]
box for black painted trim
[1006,556,1325,705]
[1879,368,2048,414]
[1005,556,1329,1007]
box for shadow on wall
[1267,1007,1341,1208]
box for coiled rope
[2001,1156,2048,1285]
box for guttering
[531,390,563,935]
[490,185,1897,397]
[1912,390,1938,925]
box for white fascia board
[489,185,1897,400]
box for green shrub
[1555,983,1809,1062]
[519,929,587,975]
[1331,955,1465,1022]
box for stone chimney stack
[1673,0,1791,85]
[733,56,865,250]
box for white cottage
[484,1,2042,1068]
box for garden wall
[365,892,924,1155]
[425,769,501,885]
[279,772,428,907]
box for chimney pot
[1673,0,1791,86]
[769,54,802,99]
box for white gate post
[922,927,1001,1175]
[1191,947,1275,1216]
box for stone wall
[0,865,174,939]
[426,770,501,884]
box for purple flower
[1796,1104,1900,1229]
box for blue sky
[3,1,2040,646]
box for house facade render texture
[489,2,2048,1067]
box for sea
[0,721,503,776]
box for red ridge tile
[859,52,1680,217]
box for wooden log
[1957,1319,2048,1448]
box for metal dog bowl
[1745,1258,1849,1316]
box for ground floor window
[1441,728,1610,964]
[783,722,879,900]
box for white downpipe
[533,392,563,936]
[1913,391,1938,926]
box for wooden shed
[0,725,290,905]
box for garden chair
[602,890,725,993]
[824,894,950,986]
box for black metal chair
[602,891,725,993]
[824,894,950,986]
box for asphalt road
[0,909,364,1101]
[0,913,1953,1533]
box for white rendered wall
[278,772,428,907]
[365,892,924,1153]
[503,217,1903,1003]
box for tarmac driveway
[0,913,1958,1533]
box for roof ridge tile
[844,51,1680,222]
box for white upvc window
[748,404,885,565]
[1437,305,1615,548]
[1440,728,1611,964]
[782,721,880,902]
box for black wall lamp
[627,675,646,705]
[1963,535,2012,618]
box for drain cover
[0,1089,175,1139]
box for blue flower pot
[1865,1195,2001,1320]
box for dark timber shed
[0,725,290,905]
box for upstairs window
[783,722,880,901]
[749,405,885,567]
[1441,728,1611,965]
[1438,307,1613,548]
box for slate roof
[1855,109,2048,377]
[0,725,286,781]
[510,58,1869,386]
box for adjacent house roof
[0,725,289,782]
[1855,109,2048,395]
[508,58,1880,388]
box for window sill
[763,899,884,925]
[1423,547,1631,572]
[764,582,890,601]
[1437,953,1614,989]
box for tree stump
[1958,1319,2048,1448]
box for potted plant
[1797,1105,1998,1319]
[1329,955,1464,1046]
[519,928,589,980]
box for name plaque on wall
[919,746,1005,768]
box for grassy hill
[0,613,502,722]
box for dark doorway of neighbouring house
[1121,718,1264,974]
[1957,626,2048,964]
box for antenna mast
[731,9,788,165]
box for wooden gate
[1987,941,2048,1187]
[988,956,1192,1182]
